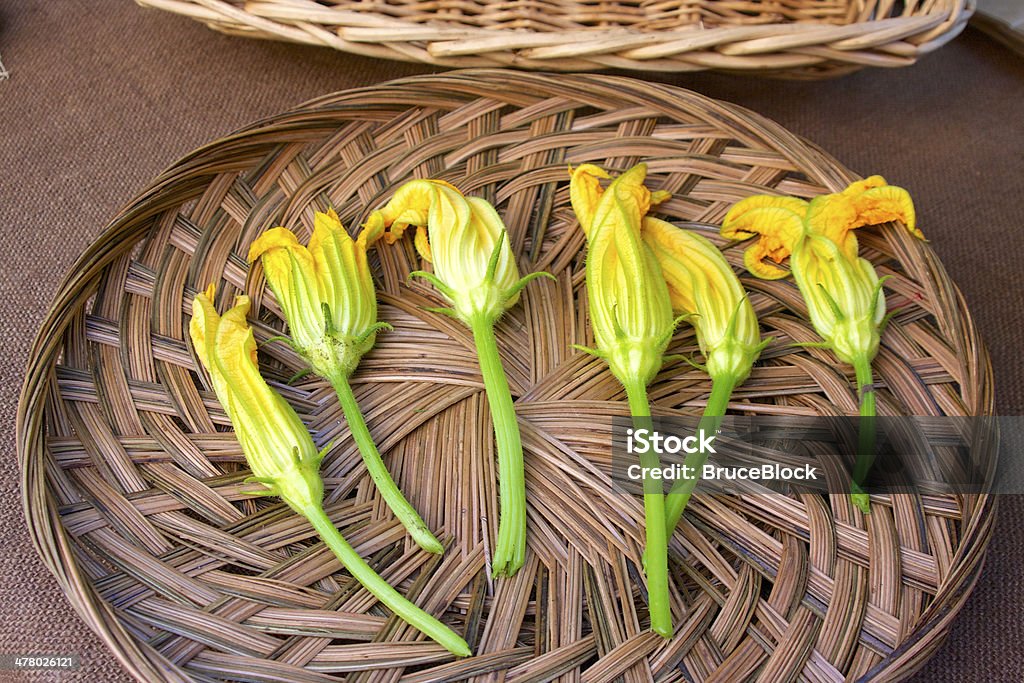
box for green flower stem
[330,374,443,554]
[624,378,673,638]
[664,375,736,530]
[303,504,471,657]
[470,315,526,578]
[850,356,876,514]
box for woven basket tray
[19,71,994,682]
[136,0,974,76]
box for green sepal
[422,306,460,319]
[503,271,556,303]
[869,275,893,323]
[355,321,393,345]
[287,368,314,384]
[261,334,296,350]
[817,283,846,322]
[409,270,456,300]
[786,340,833,350]
[485,230,507,285]
[570,343,606,359]
[242,476,280,497]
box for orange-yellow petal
[851,186,920,239]
[247,226,303,264]
[568,164,610,239]
[841,175,887,196]
[722,195,809,240]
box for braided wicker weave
[135,0,974,75]
[19,71,993,682]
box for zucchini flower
[248,211,441,554]
[641,217,769,529]
[365,181,551,578]
[721,177,922,512]
[189,287,470,657]
[569,163,676,637]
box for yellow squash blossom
[189,287,469,656]
[722,176,917,279]
[365,180,534,324]
[366,181,550,579]
[248,209,385,380]
[249,210,441,554]
[640,217,769,530]
[721,177,923,513]
[569,163,676,637]
[643,217,766,385]
[191,286,324,510]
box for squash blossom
[248,210,442,554]
[722,177,920,512]
[569,163,676,637]
[365,181,551,578]
[190,287,470,657]
[641,216,769,530]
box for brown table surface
[2,1,1022,680]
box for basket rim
[17,69,997,683]
[135,0,977,74]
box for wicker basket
[136,0,975,75]
[19,71,994,682]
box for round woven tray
[19,71,994,682]
[136,0,974,76]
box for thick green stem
[331,374,443,554]
[851,356,876,514]
[664,375,736,530]
[470,316,526,578]
[303,505,471,656]
[624,379,673,638]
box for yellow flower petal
[568,164,610,239]
[189,291,323,509]
[577,164,675,386]
[852,185,920,238]
[642,217,765,382]
[369,180,521,322]
[248,226,301,264]
[721,195,809,240]
[805,195,860,258]
[719,206,805,280]
[307,210,377,345]
[840,175,887,196]
[805,178,921,255]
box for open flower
[570,163,676,637]
[721,176,918,279]
[367,181,550,578]
[365,180,529,324]
[189,287,469,656]
[721,177,923,514]
[249,210,441,554]
[248,209,386,380]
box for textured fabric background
[1,1,1022,680]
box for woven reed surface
[18,71,993,682]
[134,0,975,75]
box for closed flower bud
[790,233,885,366]
[642,217,767,384]
[572,164,676,387]
[247,209,386,381]
[190,287,324,512]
